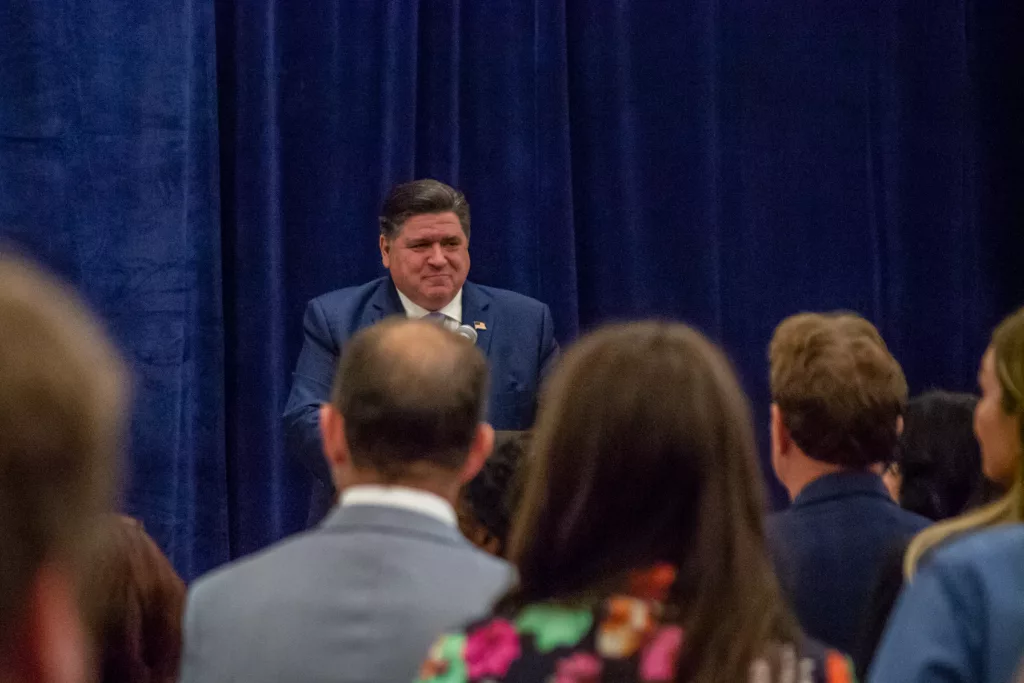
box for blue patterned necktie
[423,311,455,330]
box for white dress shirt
[397,288,463,326]
[340,484,457,527]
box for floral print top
[416,596,855,683]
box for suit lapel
[461,282,494,356]
[364,277,405,326]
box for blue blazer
[283,277,559,522]
[868,525,1024,683]
[766,472,930,655]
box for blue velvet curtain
[2,0,1022,579]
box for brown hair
[80,516,185,683]
[458,431,530,557]
[379,179,471,240]
[331,318,488,478]
[769,312,908,468]
[0,256,127,646]
[507,322,798,683]
[906,306,1024,575]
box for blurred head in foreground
[80,516,184,683]
[0,256,128,683]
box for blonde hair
[905,307,1024,577]
[0,256,128,640]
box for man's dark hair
[330,318,488,478]
[379,179,471,240]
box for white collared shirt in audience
[341,484,457,527]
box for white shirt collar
[340,485,457,527]
[396,287,463,324]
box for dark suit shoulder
[891,506,931,533]
[307,276,391,313]
[469,282,549,312]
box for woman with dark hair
[417,322,853,683]
[857,391,1000,676]
[81,516,186,683]
[884,390,999,520]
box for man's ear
[6,565,87,683]
[896,414,904,436]
[770,403,792,471]
[459,423,495,485]
[319,404,349,472]
[379,235,391,269]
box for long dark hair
[897,391,999,520]
[506,322,799,683]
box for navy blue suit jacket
[766,472,930,655]
[283,276,559,522]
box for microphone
[454,324,478,344]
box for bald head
[330,318,490,477]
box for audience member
[885,391,999,519]
[856,391,1001,675]
[869,306,1024,683]
[417,322,854,683]
[457,431,529,556]
[80,516,185,683]
[0,257,127,683]
[178,319,512,683]
[902,306,1024,576]
[765,312,929,655]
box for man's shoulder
[927,524,1024,576]
[308,276,390,310]
[188,530,318,609]
[189,512,511,608]
[889,505,931,533]
[468,281,549,312]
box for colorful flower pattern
[464,619,521,680]
[415,595,855,683]
[638,626,684,681]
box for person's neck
[394,283,457,315]
[782,453,852,501]
[336,467,461,506]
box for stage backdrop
[2,0,1022,580]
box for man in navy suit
[765,312,929,655]
[284,179,559,523]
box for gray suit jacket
[178,505,513,683]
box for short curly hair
[460,431,529,554]
[769,312,907,468]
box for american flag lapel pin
[474,321,487,330]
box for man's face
[380,211,470,311]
